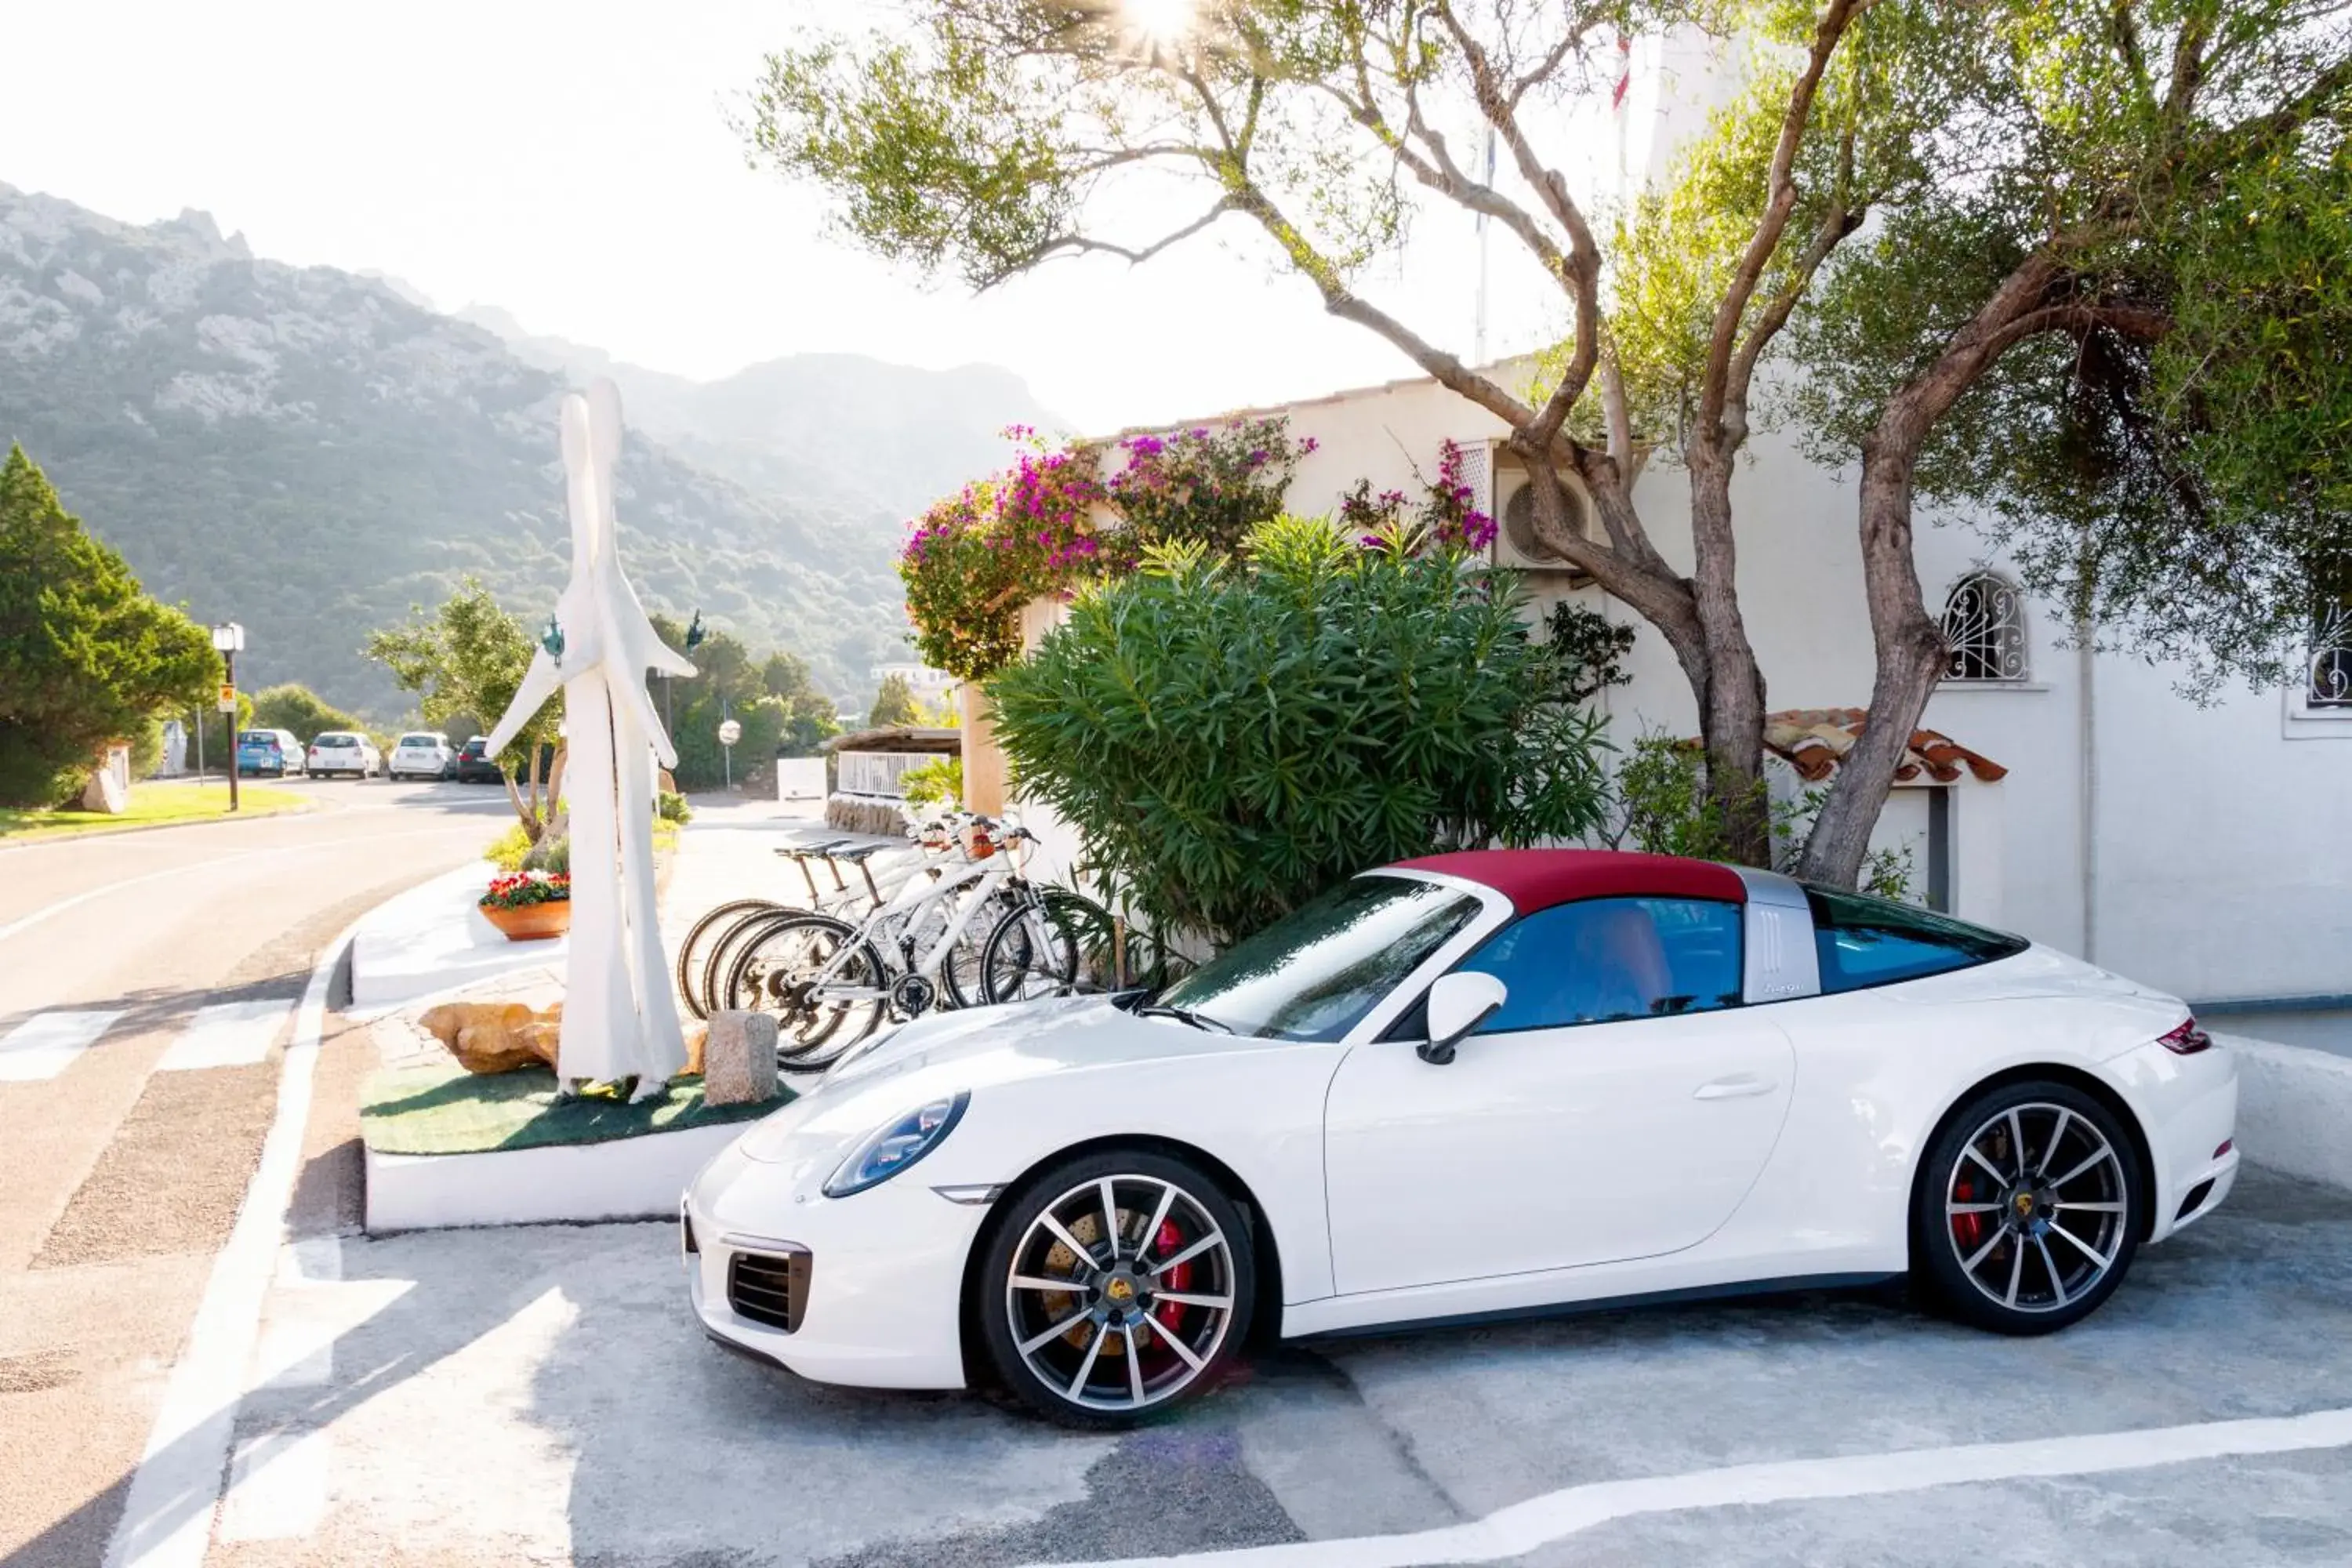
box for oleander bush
[989,514,1611,945]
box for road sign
[216,684,237,713]
[717,719,742,746]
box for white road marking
[1030,1405,2352,1568]
[215,1428,332,1543]
[101,918,358,1568]
[155,1000,295,1073]
[0,1009,125,1082]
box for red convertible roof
[1390,849,1747,914]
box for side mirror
[1417,972,1508,1065]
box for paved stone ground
[202,1162,2352,1566]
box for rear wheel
[674,898,783,1019]
[1912,1080,2143,1334]
[976,1149,1254,1428]
[722,911,887,1069]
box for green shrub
[899,757,962,809]
[485,822,532,872]
[1602,731,1917,901]
[988,515,1612,946]
[656,791,692,823]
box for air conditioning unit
[1489,459,1599,582]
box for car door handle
[1693,1074,1777,1100]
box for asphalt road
[0,775,509,1566]
[9,785,2351,1567]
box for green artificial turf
[361,1060,791,1156]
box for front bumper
[682,1134,985,1391]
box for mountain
[454,307,1058,535]
[0,183,1054,714]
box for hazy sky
[2,1,1610,434]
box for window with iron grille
[2309,557,2352,709]
[1940,572,2029,683]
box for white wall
[1204,370,2347,1005]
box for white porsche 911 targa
[683,850,2240,1426]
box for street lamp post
[212,622,245,812]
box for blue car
[236,728,304,777]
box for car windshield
[462,741,486,757]
[239,732,275,746]
[316,735,354,747]
[398,734,437,747]
[1152,874,1482,1042]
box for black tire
[978,890,1120,1005]
[674,898,784,1019]
[1911,1079,2143,1335]
[975,1148,1255,1428]
[700,904,793,1017]
[721,911,887,1069]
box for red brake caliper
[1152,1218,1191,1332]
[1952,1178,1983,1250]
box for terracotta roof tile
[1756,708,2008,784]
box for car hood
[735,997,1276,1166]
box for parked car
[234,728,304,778]
[388,731,456,781]
[684,848,2240,1427]
[452,736,505,784]
[306,731,380,779]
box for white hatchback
[388,731,455,781]
[307,731,380,779]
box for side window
[1456,897,1746,1033]
[1805,886,2028,993]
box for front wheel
[1912,1080,2143,1334]
[978,891,1120,1005]
[976,1150,1254,1428]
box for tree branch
[1431,3,1606,443]
[1697,0,1870,445]
[990,198,1238,281]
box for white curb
[2223,1032,2352,1192]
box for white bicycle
[721,813,1074,1068]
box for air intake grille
[727,1249,810,1333]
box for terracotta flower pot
[480,899,572,942]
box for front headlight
[822,1091,969,1198]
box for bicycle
[721,813,1045,1066]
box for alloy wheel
[1944,1101,2129,1314]
[1003,1174,1238,1414]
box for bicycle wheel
[674,898,782,1019]
[701,903,793,1022]
[979,890,1120,1004]
[724,912,888,1067]
[940,884,1025,1010]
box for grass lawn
[0,781,313,841]
[362,1059,786,1155]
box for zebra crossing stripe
[0,1010,126,1082]
[155,999,296,1073]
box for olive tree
[744,0,1951,867]
[1782,0,2352,881]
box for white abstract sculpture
[486,378,696,1101]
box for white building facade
[1098,366,2349,1010]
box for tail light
[2158,1017,2212,1055]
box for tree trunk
[1795,439,1947,887]
[1521,447,1774,866]
[1686,450,1772,867]
[543,744,570,843]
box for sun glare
[1123,0,1196,49]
